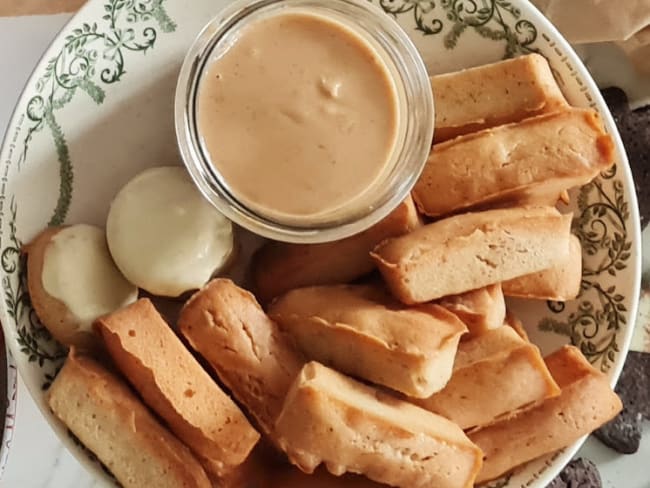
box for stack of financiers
[30,52,622,488]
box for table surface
[0,11,649,488]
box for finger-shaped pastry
[502,234,582,301]
[95,298,260,479]
[469,345,622,483]
[252,196,420,304]
[48,351,211,488]
[26,224,137,351]
[275,361,483,488]
[437,284,505,338]
[414,108,614,218]
[414,326,560,430]
[269,284,467,398]
[178,278,304,435]
[431,53,568,142]
[371,206,573,304]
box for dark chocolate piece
[601,87,650,229]
[593,410,642,454]
[546,458,602,488]
[594,351,650,453]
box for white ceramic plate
[0,0,641,486]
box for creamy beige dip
[197,12,399,222]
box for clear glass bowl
[175,0,434,243]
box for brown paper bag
[618,26,650,76]
[532,0,650,44]
[0,0,85,16]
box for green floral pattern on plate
[378,0,537,57]
[2,0,176,387]
[20,0,175,227]
[540,167,632,372]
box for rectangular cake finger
[269,284,467,398]
[252,196,420,304]
[275,361,483,488]
[414,326,560,430]
[95,298,260,479]
[469,345,622,483]
[414,108,614,218]
[179,278,305,435]
[431,53,568,142]
[48,351,211,488]
[371,206,573,304]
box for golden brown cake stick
[469,345,622,483]
[269,284,467,398]
[95,299,260,479]
[431,53,568,142]
[372,206,572,304]
[275,362,483,488]
[48,351,211,488]
[252,196,420,304]
[179,278,304,435]
[414,108,614,218]
[414,326,560,430]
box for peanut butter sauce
[197,11,399,222]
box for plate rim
[0,333,17,480]
[0,0,642,486]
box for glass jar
[175,0,434,243]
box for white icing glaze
[106,166,234,297]
[41,224,138,330]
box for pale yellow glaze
[197,12,399,221]
[106,166,234,297]
[41,224,138,330]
